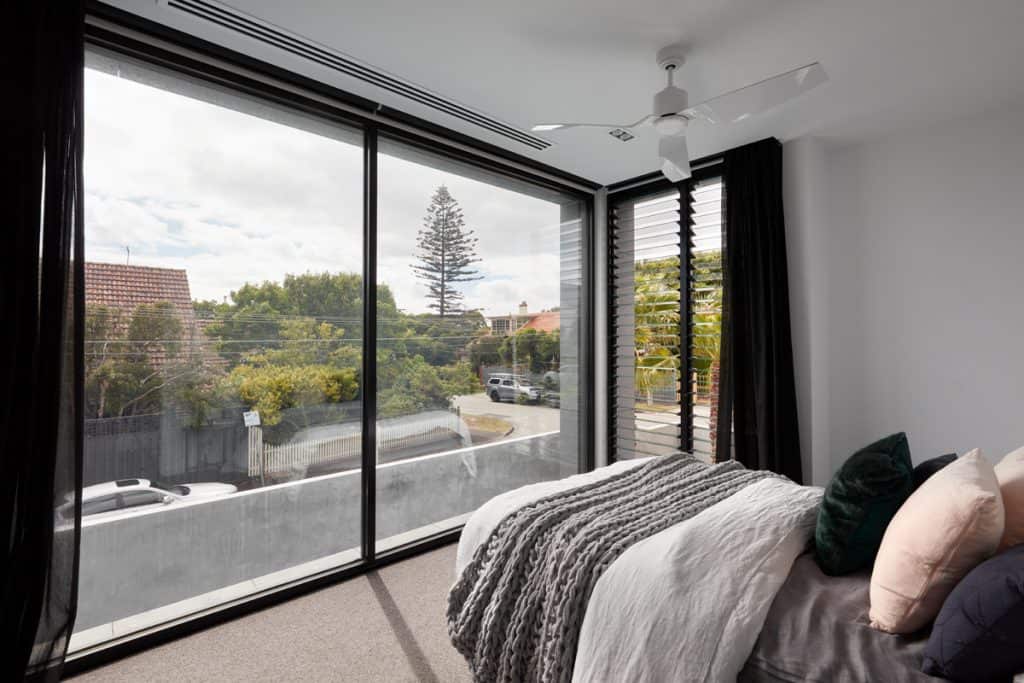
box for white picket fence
[247,411,468,477]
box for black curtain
[1,3,85,681]
[717,138,802,484]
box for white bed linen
[455,460,822,683]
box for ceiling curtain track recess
[717,138,802,484]
[1,2,86,681]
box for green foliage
[201,271,399,361]
[169,357,230,429]
[226,362,358,426]
[377,354,479,418]
[468,334,503,373]
[85,302,189,418]
[126,302,184,360]
[86,359,160,418]
[691,250,723,396]
[87,266,498,437]
[393,311,488,366]
[632,251,722,405]
[502,328,560,374]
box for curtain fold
[1,3,85,681]
[717,138,802,484]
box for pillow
[921,544,1024,681]
[869,449,1004,634]
[911,453,956,489]
[995,446,1024,550]
[814,433,914,576]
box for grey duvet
[739,554,945,682]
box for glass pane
[375,136,585,551]
[74,51,364,651]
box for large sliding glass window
[76,51,365,651]
[375,138,586,551]
[73,44,591,654]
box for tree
[468,333,502,374]
[499,328,560,374]
[630,251,723,406]
[376,354,479,418]
[85,302,191,418]
[200,272,400,363]
[690,250,723,400]
[412,185,482,316]
[633,257,681,406]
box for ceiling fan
[531,45,828,182]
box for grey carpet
[66,544,472,682]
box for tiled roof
[84,262,213,368]
[520,311,560,333]
[85,262,194,320]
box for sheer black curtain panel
[2,2,85,681]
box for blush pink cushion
[995,446,1024,550]
[869,449,1004,633]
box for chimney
[518,301,528,316]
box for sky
[83,66,573,317]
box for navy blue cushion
[921,544,1024,681]
[912,453,956,489]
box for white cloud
[84,66,577,315]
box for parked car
[486,373,542,404]
[59,478,237,523]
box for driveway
[453,392,560,440]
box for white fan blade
[531,115,653,132]
[659,135,691,181]
[682,62,827,124]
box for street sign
[243,410,261,427]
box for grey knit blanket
[447,454,777,683]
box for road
[453,392,560,440]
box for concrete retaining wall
[75,432,574,631]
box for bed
[448,455,943,682]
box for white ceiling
[112,0,1024,186]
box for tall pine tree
[412,185,482,316]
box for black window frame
[606,160,725,463]
[69,2,597,672]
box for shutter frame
[608,167,724,462]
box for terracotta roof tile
[520,311,560,333]
[85,262,194,321]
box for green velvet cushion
[814,432,914,576]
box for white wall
[783,137,831,485]
[786,103,1024,477]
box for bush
[377,356,481,418]
[226,363,358,426]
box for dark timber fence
[84,413,249,486]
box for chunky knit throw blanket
[447,454,778,683]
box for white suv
[60,478,237,523]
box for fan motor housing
[654,85,688,117]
